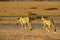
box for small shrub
[16,23,19,25]
[30,7,37,9]
[0,19,2,21]
[28,12,37,16]
[29,13,37,15]
[36,16,41,19]
[44,8,58,10]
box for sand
[0,29,60,40]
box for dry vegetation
[0,1,60,40]
[0,2,60,16]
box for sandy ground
[0,29,60,40]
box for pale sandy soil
[0,29,60,40]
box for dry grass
[0,1,60,40]
[0,2,60,16]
